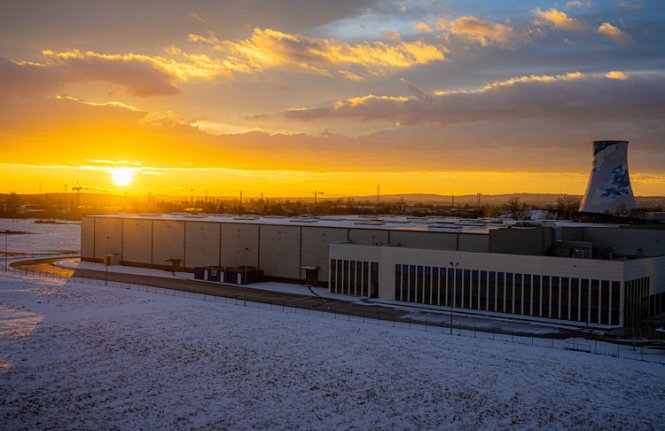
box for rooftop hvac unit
[579,140,637,215]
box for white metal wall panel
[259,225,301,279]
[301,227,348,282]
[80,216,95,259]
[349,228,389,245]
[93,218,122,259]
[220,223,259,268]
[152,220,185,266]
[389,230,457,250]
[121,219,152,264]
[184,221,220,269]
[458,234,489,253]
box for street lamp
[449,262,459,334]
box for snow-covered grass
[1,270,665,430]
[1,218,665,429]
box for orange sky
[1,1,664,197]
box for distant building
[81,214,665,328]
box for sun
[110,168,135,187]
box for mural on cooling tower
[580,140,637,214]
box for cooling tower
[579,140,637,214]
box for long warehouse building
[81,214,665,328]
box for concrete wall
[625,256,665,295]
[93,217,122,260]
[459,233,489,253]
[122,218,152,265]
[301,227,348,282]
[389,230,457,250]
[490,227,550,256]
[220,223,259,268]
[80,216,95,259]
[349,228,388,245]
[185,221,220,269]
[583,227,665,257]
[152,220,185,267]
[259,225,301,280]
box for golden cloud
[532,8,589,31]
[450,16,520,48]
[190,28,446,78]
[597,22,633,46]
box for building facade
[81,214,665,328]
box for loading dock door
[302,265,319,287]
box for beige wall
[185,221,220,269]
[80,216,95,259]
[389,230,457,250]
[349,228,388,245]
[122,218,152,265]
[93,217,122,259]
[459,233,489,253]
[583,227,665,257]
[220,223,259,268]
[152,220,185,266]
[301,227,348,282]
[259,225,301,279]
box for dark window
[590,279,599,323]
[580,279,589,322]
[570,278,580,321]
[496,272,505,313]
[601,280,610,324]
[480,271,488,310]
[506,273,514,314]
[542,276,550,318]
[610,281,621,325]
[532,275,540,317]
[560,277,570,320]
[551,276,560,319]
[331,259,337,293]
[514,273,522,314]
[394,264,400,299]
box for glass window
[580,279,589,322]
[570,278,580,321]
[542,276,550,318]
[532,275,540,317]
[551,276,560,319]
[496,272,505,313]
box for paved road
[12,257,588,338]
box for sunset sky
[1,0,664,198]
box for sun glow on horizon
[110,167,135,187]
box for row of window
[394,264,623,325]
[625,277,650,326]
[330,259,378,297]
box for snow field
[1,270,665,430]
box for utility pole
[313,190,324,213]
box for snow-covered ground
[1,219,665,429]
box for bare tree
[503,197,531,220]
[556,195,581,219]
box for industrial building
[81,213,665,328]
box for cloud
[532,8,589,31]
[188,28,446,79]
[597,22,634,45]
[565,1,592,9]
[450,16,522,49]
[1,51,184,97]
[282,72,665,127]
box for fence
[4,265,665,365]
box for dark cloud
[283,73,665,126]
[0,53,181,97]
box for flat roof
[86,213,517,234]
